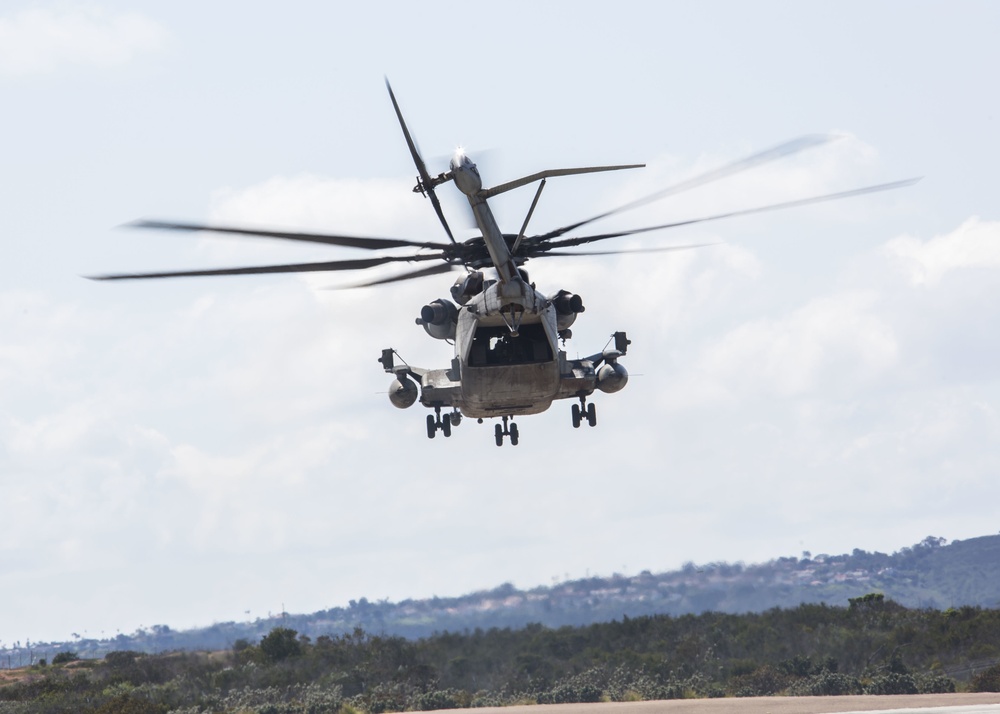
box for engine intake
[416,298,458,340]
[552,290,584,332]
[553,290,585,315]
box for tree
[260,627,302,663]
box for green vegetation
[3,597,1000,713]
[12,534,1000,662]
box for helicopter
[90,80,918,446]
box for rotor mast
[450,151,524,294]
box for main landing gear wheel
[426,406,453,439]
[494,416,519,447]
[572,397,597,428]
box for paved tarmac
[462,694,1000,714]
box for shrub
[260,628,303,664]
[787,672,861,696]
[970,664,1000,692]
[863,672,918,695]
[915,673,956,694]
[413,688,471,710]
[727,666,790,697]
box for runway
[461,694,1000,714]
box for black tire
[442,413,452,437]
[426,414,436,439]
[509,423,519,446]
[571,403,581,428]
[587,402,597,427]
[494,423,504,447]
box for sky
[1,1,999,646]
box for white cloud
[600,133,887,233]
[698,290,899,400]
[884,217,1000,285]
[208,176,431,236]
[0,6,167,76]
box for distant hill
[11,532,1000,661]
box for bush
[970,664,1000,692]
[536,682,602,704]
[915,673,956,694]
[413,688,471,710]
[863,672,918,695]
[727,666,790,697]
[91,695,167,714]
[105,651,143,668]
[787,672,862,696]
[260,628,303,663]
[218,683,343,714]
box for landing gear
[426,406,455,439]
[572,397,597,428]
[494,416,519,446]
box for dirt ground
[464,693,1000,714]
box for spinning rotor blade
[535,134,840,242]
[532,178,922,252]
[128,220,448,251]
[385,78,457,244]
[537,242,718,257]
[479,164,645,199]
[87,253,444,281]
[336,261,459,288]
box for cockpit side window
[468,324,553,366]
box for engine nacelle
[388,375,418,409]
[553,290,585,331]
[416,298,457,340]
[596,361,628,393]
[451,271,484,305]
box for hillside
[7,533,1000,661]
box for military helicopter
[91,80,917,446]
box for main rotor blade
[479,164,645,199]
[87,253,445,281]
[533,178,922,251]
[335,261,459,289]
[385,78,457,244]
[533,242,718,258]
[535,134,840,242]
[128,220,448,252]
